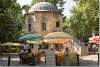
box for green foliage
[0,15,17,43]
[22,5,30,14]
[0,0,23,43]
[32,0,65,5]
[31,0,40,5]
[63,18,71,29]
[64,0,99,42]
[31,0,65,13]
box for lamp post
[8,56,11,66]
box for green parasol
[18,33,43,43]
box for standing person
[19,41,30,63]
[19,41,25,63]
[66,47,68,53]
[92,44,96,54]
[63,47,68,55]
[27,49,36,65]
[19,49,24,63]
[23,42,30,53]
[46,48,56,65]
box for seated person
[19,49,28,63]
[27,49,36,65]
[19,49,24,63]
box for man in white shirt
[23,43,30,53]
[19,42,30,63]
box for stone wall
[25,11,63,36]
[81,46,89,56]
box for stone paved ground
[0,53,47,66]
[79,54,98,66]
[0,54,28,66]
[0,53,99,66]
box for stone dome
[28,2,58,13]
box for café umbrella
[18,33,43,44]
[44,32,72,44]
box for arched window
[27,16,33,32]
[41,16,46,31]
[27,17,33,23]
[28,23,31,32]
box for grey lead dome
[28,2,58,13]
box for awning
[44,32,72,44]
[44,32,72,39]
[44,38,70,44]
[0,43,21,46]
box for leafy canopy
[64,0,99,42]
[0,0,23,43]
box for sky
[17,0,76,18]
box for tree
[31,0,65,13]
[0,15,17,43]
[32,0,64,5]
[22,5,30,14]
[64,0,99,42]
[0,0,23,43]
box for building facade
[24,2,63,36]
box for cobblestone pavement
[79,54,98,66]
[0,53,99,66]
[0,53,47,66]
[0,54,28,66]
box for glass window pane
[41,23,46,31]
[28,23,31,32]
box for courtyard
[0,53,98,66]
[0,0,99,66]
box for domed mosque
[24,0,63,36]
[23,0,82,65]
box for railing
[64,28,85,47]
